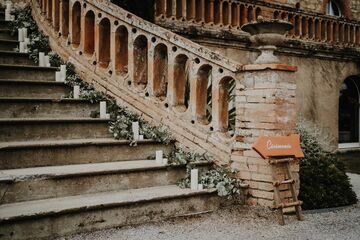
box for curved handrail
[32,0,243,160]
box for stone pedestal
[231,64,299,207]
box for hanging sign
[252,134,304,159]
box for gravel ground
[59,174,360,240]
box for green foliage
[178,165,243,199]
[297,123,358,209]
[168,148,213,166]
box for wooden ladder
[269,157,304,225]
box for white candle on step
[19,42,25,53]
[39,52,45,67]
[155,150,163,164]
[18,28,24,42]
[132,122,139,141]
[22,28,28,38]
[191,169,199,191]
[44,55,50,67]
[100,101,107,119]
[73,85,80,99]
[60,65,66,81]
[55,71,62,82]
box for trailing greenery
[178,164,244,199]
[297,122,358,210]
[12,5,243,198]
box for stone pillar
[235,20,300,208]
[232,64,299,207]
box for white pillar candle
[22,28,28,38]
[162,158,168,165]
[18,28,24,42]
[139,135,144,140]
[191,169,199,191]
[100,101,107,119]
[155,150,163,164]
[5,9,10,21]
[44,55,50,67]
[73,85,80,99]
[60,65,66,81]
[198,184,203,190]
[55,71,62,82]
[132,122,139,141]
[19,42,25,53]
[39,52,45,67]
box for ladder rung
[273,179,295,186]
[269,158,296,165]
[276,201,303,209]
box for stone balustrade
[34,0,243,160]
[32,0,301,208]
[155,0,360,47]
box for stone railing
[34,0,242,161]
[32,0,301,208]
[154,0,360,48]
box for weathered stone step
[0,29,17,40]
[0,20,9,28]
[0,51,34,65]
[0,139,174,169]
[0,185,219,240]
[0,64,57,81]
[0,118,111,142]
[0,38,18,51]
[0,80,70,98]
[0,160,211,204]
[0,98,99,118]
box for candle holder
[241,18,292,64]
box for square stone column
[231,64,300,208]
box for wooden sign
[252,134,304,159]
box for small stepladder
[269,157,304,225]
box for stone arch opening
[196,64,212,124]
[214,0,221,25]
[153,43,168,100]
[115,26,128,74]
[240,4,246,26]
[53,0,60,31]
[173,54,190,111]
[218,77,235,134]
[133,35,148,90]
[47,0,53,21]
[61,0,69,38]
[231,3,238,27]
[247,6,254,22]
[84,10,95,55]
[222,1,229,26]
[255,7,262,19]
[339,76,360,147]
[71,1,81,47]
[326,0,342,17]
[98,18,111,68]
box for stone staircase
[0,10,220,240]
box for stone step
[0,139,174,169]
[0,98,99,118]
[0,38,18,51]
[0,118,111,142]
[0,20,9,28]
[0,80,70,98]
[0,64,57,81]
[0,51,35,65]
[0,185,219,240]
[0,29,17,40]
[0,160,211,204]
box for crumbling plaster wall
[204,43,360,151]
